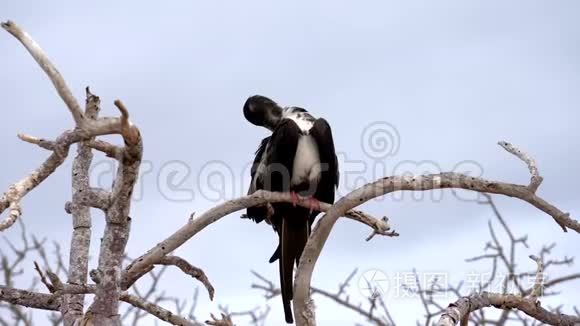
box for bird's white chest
[283,108,315,132]
[291,135,321,186]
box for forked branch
[293,141,579,326]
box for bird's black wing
[310,118,339,207]
[244,136,271,223]
[251,136,271,181]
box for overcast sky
[1,1,579,325]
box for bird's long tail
[280,214,309,324]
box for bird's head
[243,95,283,131]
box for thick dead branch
[0,137,70,231]
[5,260,198,326]
[60,87,100,325]
[17,133,55,150]
[0,284,204,326]
[88,139,123,159]
[1,19,146,325]
[86,102,142,322]
[0,45,140,231]
[123,191,394,289]
[120,260,192,326]
[0,287,60,311]
[293,142,579,326]
[64,187,111,213]
[0,109,140,231]
[0,21,85,126]
[437,292,580,326]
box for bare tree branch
[1,19,147,325]
[0,21,85,126]
[219,304,270,326]
[411,194,579,326]
[497,141,543,192]
[1,18,578,326]
[123,191,394,290]
[205,313,234,326]
[0,287,60,311]
[293,141,579,326]
[86,100,142,323]
[527,255,544,300]
[0,21,142,232]
[60,87,100,325]
[157,256,215,300]
[437,292,580,326]
[1,283,208,326]
[87,139,123,159]
[121,292,197,326]
[0,105,141,232]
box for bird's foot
[308,197,321,214]
[291,191,299,207]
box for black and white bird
[243,95,339,324]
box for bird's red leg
[290,191,299,207]
[308,197,321,214]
